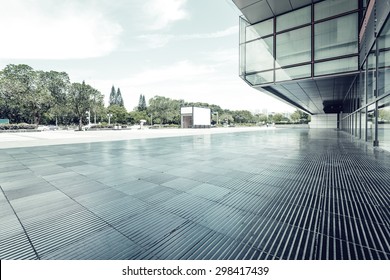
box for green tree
[116,88,124,107]
[68,81,94,130]
[25,71,54,125]
[0,64,36,123]
[232,110,255,124]
[107,105,128,124]
[109,85,116,106]
[90,88,105,124]
[128,110,149,124]
[272,113,284,123]
[220,112,234,124]
[148,96,181,124]
[138,94,147,111]
[41,71,70,125]
[290,110,301,123]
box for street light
[107,113,113,125]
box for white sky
[0,0,295,113]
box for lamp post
[107,113,113,125]
[150,114,153,126]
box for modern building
[233,0,390,151]
[180,106,211,128]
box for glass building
[234,0,390,152]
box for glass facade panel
[378,19,390,97]
[361,108,366,140]
[367,104,376,142]
[378,51,390,97]
[314,56,358,76]
[246,18,273,41]
[245,37,273,73]
[276,26,311,67]
[314,13,358,60]
[275,65,311,82]
[276,6,311,32]
[239,44,245,77]
[367,48,376,102]
[246,71,273,85]
[239,16,249,44]
[314,0,358,21]
[378,96,390,152]
[359,63,366,107]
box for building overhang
[232,0,322,24]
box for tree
[116,88,124,107]
[41,71,70,125]
[128,110,148,124]
[0,64,36,123]
[107,104,128,124]
[290,109,310,123]
[109,85,116,106]
[147,96,181,124]
[272,113,284,123]
[25,71,54,125]
[138,94,147,111]
[68,81,94,130]
[290,110,301,123]
[90,88,105,124]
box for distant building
[181,107,211,128]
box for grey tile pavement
[0,128,389,259]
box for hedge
[0,123,38,130]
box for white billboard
[193,107,211,126]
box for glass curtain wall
[239,0,359,86]
[341,15,390,151]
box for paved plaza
[0,128,389,259]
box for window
[378,96,390,151]
[275,65,311,82]
[246,71,273,85]
[245,37,274,72]
[276,6,311,32]
[315,0,358,21]
[276,26,311,67]
[314,56,358,76]
[246,18,273,41]
[314,13,358,60]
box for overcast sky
[0,0,294,113]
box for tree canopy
[0,64,310,128]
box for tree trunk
[79,117,83,131]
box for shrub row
[0,123,38,130]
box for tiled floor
[0,129,389,259]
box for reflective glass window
[275,65,311,82]
[314,13,358,60]
[361,108,367,140]
[367,104,376,142]
[359,62,366,106]
[378,19,390,96]
[246,18,273,41]
[378,96,390,152]
[315,0,358,21]
[367,47,376,101]
[276,6,311,32]
[314,56,358,76]
[245,37,273,73]
[246,71,273,85]
[378,51,390,97]
[276,26,311,67]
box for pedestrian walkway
[0,128,389,259]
